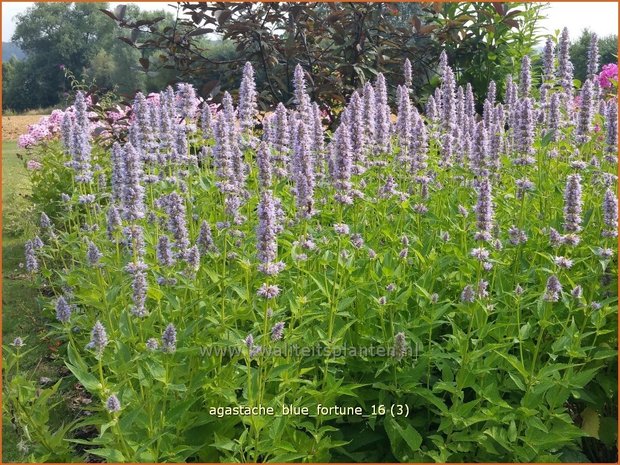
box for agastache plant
[14,41,620,464]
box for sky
[2,1,619,43]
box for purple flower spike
[563,174,583,233]
[474,177,494,241]
[544,275,562,302]
[106,395,121,413]
[271,322,285,341]
[55,296,72,324]
[162,323,177,353]
[238,62,258,132]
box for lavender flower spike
[164,192,190,252]
[198,220,218,254]
[184,245,200,273]
[256,141,272,189]
[162,323,177,353]
[474,177,494,241]
[519,55,532,98]
[292,120,315,217]
[576,79,594,143]
[602,188,618,237]
[374,73,391,153]
[293,64,310,115]
[403,58,412,87]
[156,235,176,266]
[256,190,285,275]
[24,240,39,273]
[563,174,583,233]
[544,275,562,302]
[88,321,108,355]
[238,62,258,131]
[605,100,618,159]
[121,143,145,221]
[40,212,52,229]
[271,322,285,341]
[557,28,574,95]
[55,296,72,324]
[587,33,599,79]
[87,241,103,266]
[106,395,121,413]
[392,332,407,360]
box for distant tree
[570,29,618,82]
[3,57,45,110]
[4,2,177,111]
[9,2,116,110]
[105,1,546,116]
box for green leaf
[66,363,101,393]
[88,448,125,462]
[384,415,422,461]
[580,407,599,439]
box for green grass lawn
[2,141,66,461]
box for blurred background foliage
[2,2,617,114]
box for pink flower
[27,160,43,171]
[598,63,618,89]
[18,134,36,148]
[106,108,126,122]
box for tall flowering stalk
[238,62,258,132]
[576,79,594,143]
[470,122,488,177]
[557,28,574,100]
[403,58,412,88]
[349,92,366,167]
[121,143,145,222]
[176,83,198,120]
[374,73,391,154]
[271,103,291,176]
[563,174,583,234]
[519,55,532,98]
[396,86,412,160]
[256,142,273,189]
[292,120,315,218]
[71,91,93,183]
[256,190,285,275]
[440,64,456,134]
[24,240,39,273]
[311,102,325,158]
[540,38,555,106]
[163,192,191,252]
[474,177,494,241]
[515,98,535,158]
[293,64,311,117]
[587,33,599,80]
[331,122,353,203]
[602,189,618,238]
[547,93,561,142]
[363,83,376,154]
[605,100,618,161]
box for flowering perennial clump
[14,41,618,463]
